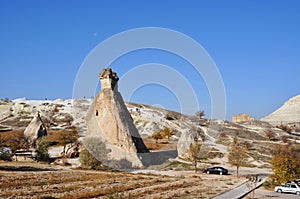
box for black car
[204,167,228,175]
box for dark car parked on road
[204,167,228,175]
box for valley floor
[0,161,246,199]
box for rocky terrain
[262,95,300,125]
[1,96,299,168]
[1,96,300,198]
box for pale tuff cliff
[261,95,300,125]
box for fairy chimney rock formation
[24,112,47,148]
[86,68,148,168]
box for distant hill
[261,95,300,125]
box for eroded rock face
[177,127,205,159]
[86,68,148,168]
[24,112,47,147]
[261,95,300,125]
[232,114,255,123]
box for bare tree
[188,127,206,173]
[265,130,275,141]
[189,142,202,173]
[195,110,205,119]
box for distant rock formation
[232,114,254,123]
[24,112,47,148]
[261,95,300,125]
[86,68,149,168]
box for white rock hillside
[261,95,300,125]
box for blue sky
[0,1,299,120]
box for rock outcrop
[24,112,47,147]
[261,95,300,125]
[232,114,254,123]
[86,68,149,168]
[177,127,205,159]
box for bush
[79,148,103,170]
[152,131,163,143]
[0,147,12,161]
[79,137,113,170]
[35,137,50,162]
[162,127,175,140]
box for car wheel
[220,172,223,175]
[277,189,282,193]
[296,191,300,195]
[207,171,210,174]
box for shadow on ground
[140,150,178,167]
[0,165,56,172]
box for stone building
[232,113,255,123]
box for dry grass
[0,130,24,140]
[0,161,245,199]
[143,137,177,151]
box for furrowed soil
[0,161,245,199]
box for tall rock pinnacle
[85,68,148,168]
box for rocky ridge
[1,96,296,167]
[261,95,300,125]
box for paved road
[213,175,269,199]
[248,187,300,199]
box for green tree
[271,145,300,184]
[152,130,163,144]
[162,127,175,140]
[35,137,50,162]
[228,139,248,177]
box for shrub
[152,131,163,144]
[162,127,175,140]
[0,147,12,161]
[79,148,102,170]
[35,137,50,162]
[80,137,113,170]
[265,130,276,141]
